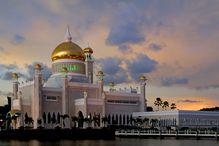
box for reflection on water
[0,138,219,146]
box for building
[11,27,147,129]
[133,110,219,130]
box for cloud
[0,46,8,55]
[11,34,25,44]
[0,64,19,80]
[97,57,128,84]
[178,99,202,103]
[98,57,121,75]
[24,62,52,81]
[0,62,52,81]
[161,77,189,86]
[148,43,164,51]
[127,54,157,80]
[106,2,145,51]
[117,44,131,52]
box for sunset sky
[0,0,219,110]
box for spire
[65,25,72,42]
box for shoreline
[0,128,115,141]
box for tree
[162,101,169,110]
[154,97,163,111]
[143,117,149,127]
[101,116,108,127]
[51,113,56,128]
[170,103,177,110]
[61,114,69,128]
[77,111,84,128]
[146,106,153,111]
[150,119,158,128]
[43,112,46,124]
[24,113,34,128]
[71,116,78,128]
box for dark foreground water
[0,138,219,146]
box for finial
[34,64,42,70]
[12,73,19,81]
[65,25,72,42]
[139,75,147,82]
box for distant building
[133,110,219,130]
[11,27,147,129]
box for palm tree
[154,97,163,111]
[162,101,169,110]
[170,103,177,110]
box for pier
[115,129,219,140]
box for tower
[32,64,43,128]
[84,47,94,83]
[139,75,147,112]
[12,73,19,99]
[96,71,105,116]
[62,67,69,115]
[96,71,104,95]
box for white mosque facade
[11,28,147,128]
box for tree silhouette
[162,101,169,110]
[154,97,163,111]
[170,103,177,110]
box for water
[0,138,218,146]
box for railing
[115,129,219,140]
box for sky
[0,0,219,110]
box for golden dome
[97,71,104,76]
[83,47,93,54]
[12,73,18,79]
[139,75,147,81]
[109,81,115,87]
[34,64,42,70]
[51,41,85,61]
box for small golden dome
[139,75,147,81]
[51,41,85,61]
[12,73,18,79]
[83,47,93,54]
[109,81,115,87]
[62,67,68,73]
[97,71,104,76]
[34,64,42,70]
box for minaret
[32,64,43,128]
[96,71,104,95]
[84,46,94,83]
[139,75,147,112]
[96,71,105,116]
[62,67,69,115]
[12,73,19,99]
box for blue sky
[0,0,219,110]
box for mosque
[11,27,147,128]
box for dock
[115,129,219,140]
